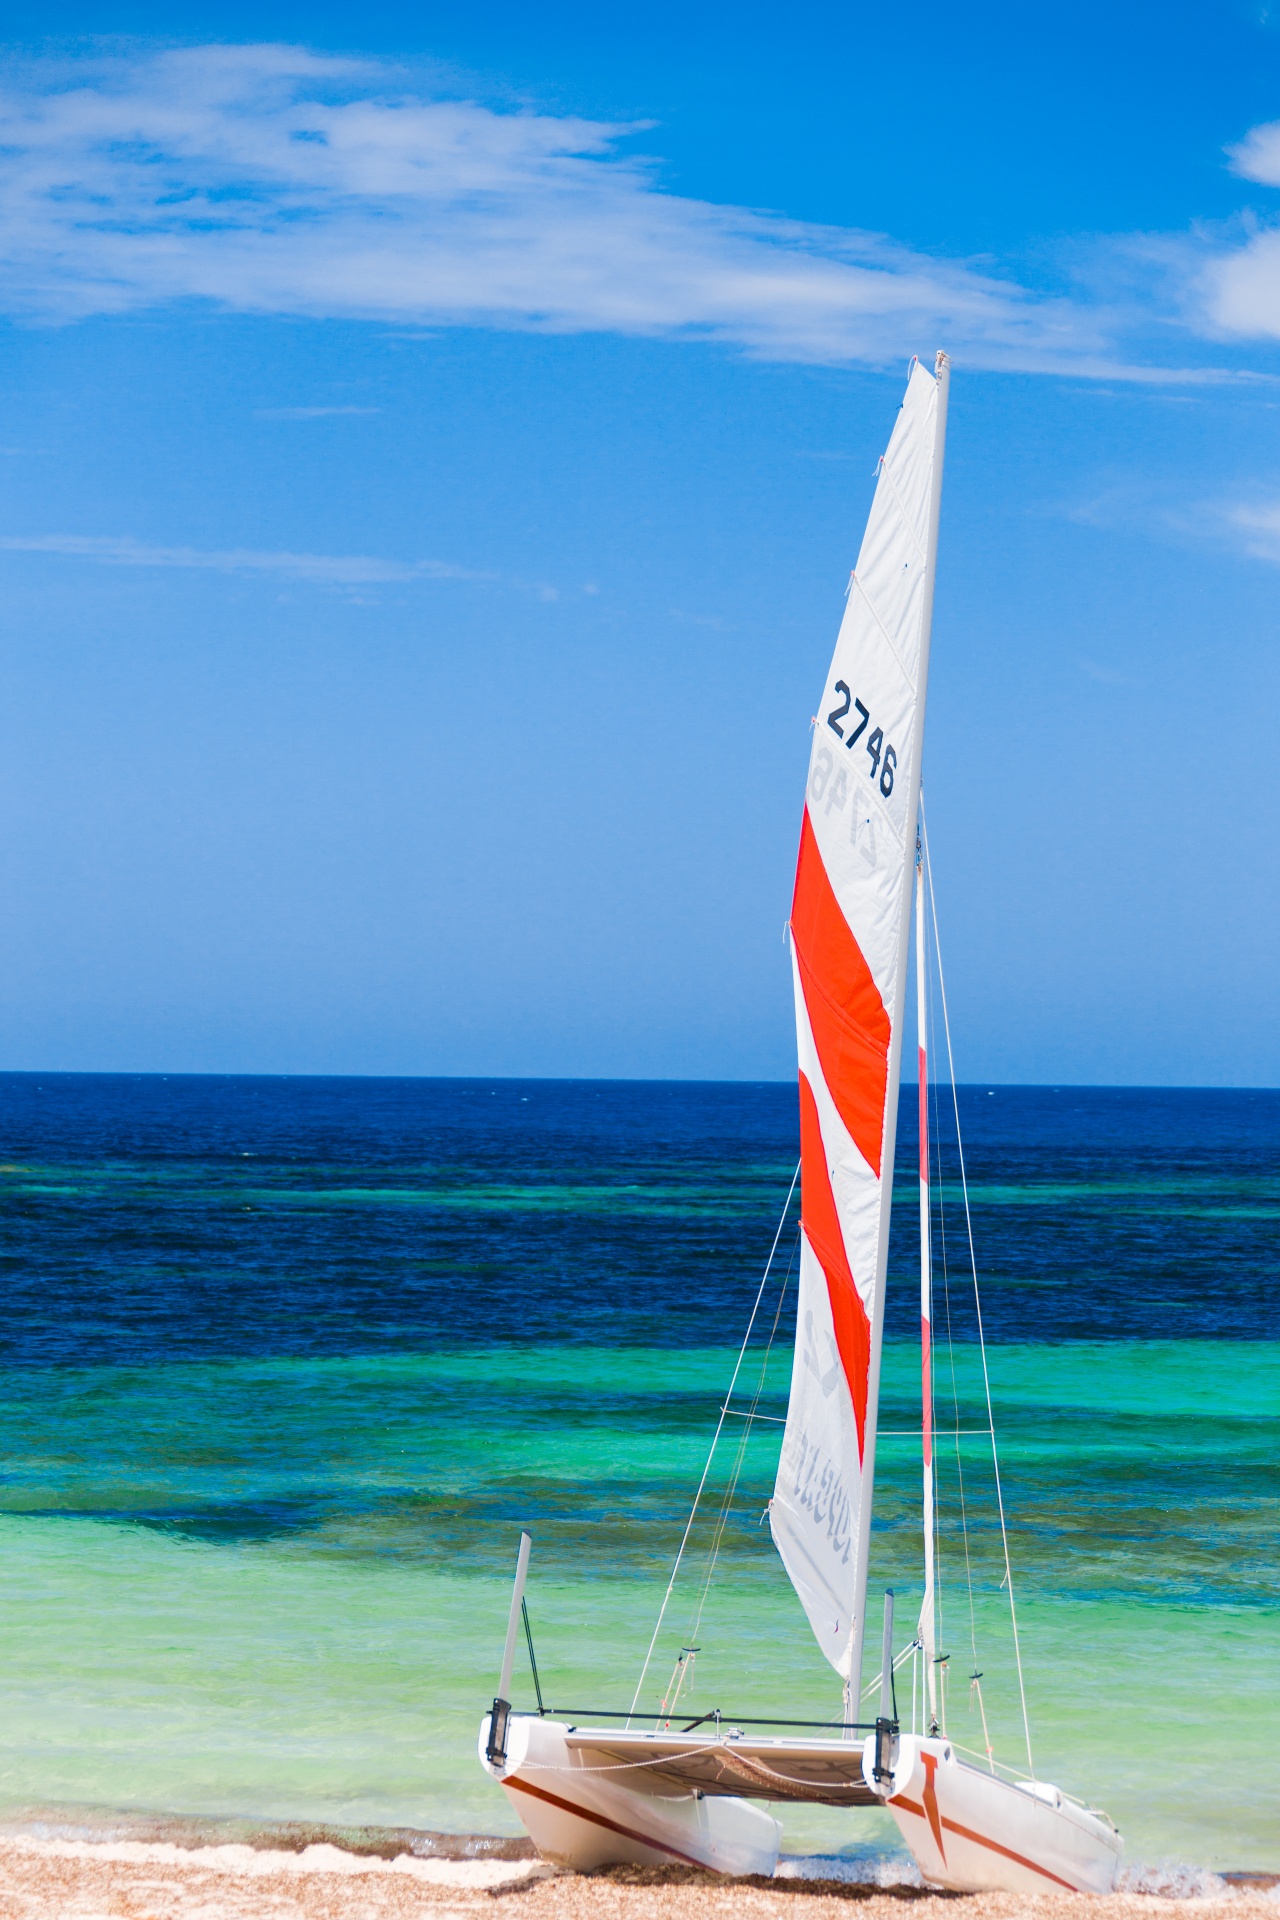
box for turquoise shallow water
[0,1076,1275,1871]
[0,1340,1274,1866]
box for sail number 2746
[825,681,896,798]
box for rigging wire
[521,1598,545,1716]
[927,886,980,1717]
[628,1162,801,1721]
[678,1225,798,1659]
[921,800,1035,1778]
[858,1637,919,1703]
[929,1044,952,1727]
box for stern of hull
[479,1714,781,1876]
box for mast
[844,349,951,1702]
[916,849,937,1730]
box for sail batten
[771,354,950,1697]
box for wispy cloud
[0,42,1152,376]
[0,532,481,584]
[253,404,382,418]
[1074,655,1132,687]
[2,45,1279,378]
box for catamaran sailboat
[478,353,1123,1894]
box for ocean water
[0,1075,1275,1869]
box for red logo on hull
[920,1750,946,1861]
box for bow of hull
[872,1735,1122,1895]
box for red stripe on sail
[798,1070,871,1460]
[791,809,892,1177]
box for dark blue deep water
[0,1074,1276,1365]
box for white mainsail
[771,353,950,1695]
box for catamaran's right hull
[479,1714,781,1876]
[874,1736,1122,1895]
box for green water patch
[0,1159,795,1220]
[0,1342,1273,1613]
[942,1175,1280,1206]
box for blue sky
[2,1,1280,1081]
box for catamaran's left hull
[479,1715,781,1876]
[870,1735,1122,1895]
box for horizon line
[0,1069,1277,1093]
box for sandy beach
[0,1838,1273,1920]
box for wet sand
[0,1840,1274,1920]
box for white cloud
[1196,223,1280,341]
[1227,121,1280,186]
[1217,499,1280,564]
[0,43,1121,373]
[0,532,480,584]
[1174,117,1280,343]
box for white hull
[479,1714,781,1875]
[867,1734,1122,1894]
